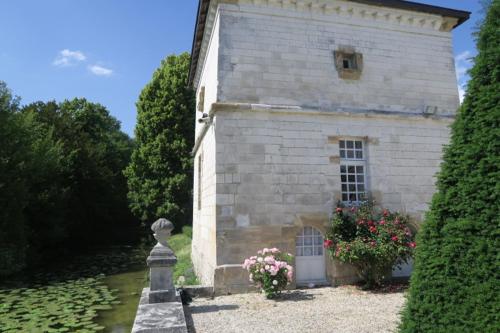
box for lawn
[169,226,199,285]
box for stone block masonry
[190,0,465,293]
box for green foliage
[326,203,415,288]
[400,2,500,332]
[168,227,198,285]
[0,81,138,276]
[124,53,195,229]
[0,82,29,275]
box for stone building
[188,0,469,293]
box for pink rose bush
[325,202,416,288]
[242,248,293,298]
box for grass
[169,226,199,285]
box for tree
[124,53,195,228]
[24,98,138,246]
[0,83,66,275]
[400,2,500,332]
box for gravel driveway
[185,286,406,333]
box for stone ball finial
[151,218,174,247]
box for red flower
[391,235,399,242]
[369,226,377,233]
[368,220,374,226]
[408,242,416,248]
[370,241,377,247]
[336,207,343,213]
[383,209,389,217]
[357,220,365,225]
[379,219,386,225]
[323,239,334,248]
[350,207,356,212]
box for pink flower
[383,209,389,217]
[264,256,275,264]
[260,268,265,273]
[369,226,377,233]
[391,235,399,242]
[408,242,416,248]
[270,248,280,253]
[265,264,270,271]
[379,219,386,225]
[336,207,343,213]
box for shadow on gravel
[184,304,239,333]
[189,304,239,314]
[274,289,315,302]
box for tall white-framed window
[339,139,367,203]
[197,153,203,210]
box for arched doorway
[295,226,326,285]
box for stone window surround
[334,47,363,80]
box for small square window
[334,49,363,80]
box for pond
[0,243,150,333]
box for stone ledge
[132,288,188,333]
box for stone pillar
[147,218,177,303]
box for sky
[0,0,483,136]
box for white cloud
[88,64,113,76]
[53,49,86,67]
[454,50,474,104]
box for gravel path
[185,286,406,333]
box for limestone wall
[213,107,452,269]
[192,125,218,286]
[216,0,460,116]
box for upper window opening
[334,49,363,80]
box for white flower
[257,257,264,263]
[272,280,278,285]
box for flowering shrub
[242,248,294,299]
[325,203,416,288]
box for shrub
[400,2,500,331]
[243,248,294,299]
[325,203,415,288]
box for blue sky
[0,0,482,136]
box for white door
[295,226,326,285]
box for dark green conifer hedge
[400,1,500,332]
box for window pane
[355,151,363,159]
[348,175,355,182]
[349,193,357,201]
[304,237,312,245]
[348,165,355,173]
[339,140,345,148]
[340,150,346,158]
[349,184,356,191]
[314,246,323,256]
[346,141,354,149]
[341,184,347,191]
[357,184,365,192]
[357,175,364,183]
[304,227,312,235]
[341,175,347,182]
[296,247,303,256]
[342,194,348,201]
[315,237,322,246]
[304,247,313,256]
[340,165,346,173]
[347,150,354,159]
[355,141,362,149]
[296,237,302,246]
